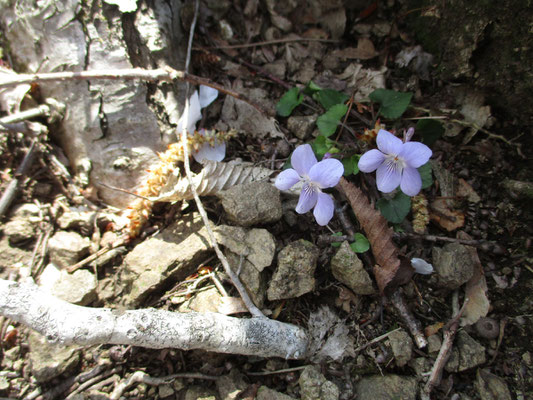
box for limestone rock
[158,384,174,399]
[217,181,282,226]
[48,231,91,269]
[51,269,98,305]
[257,386,297,400]
[388,329,413,367]
[179,287,222,314]
[287,115,316,140]
[216,370,247,400]
[226,251,266,308]
[355,374,417,400]
[184,386,218,400]
[2,203,40,245]
[445,331,486,372]
[57,210,97,233]
[432,243,475,289]
[28,331,80,383]
[268,240,319,301]
[299,365,339,400]
[330,241,375,295]
[122,213,212,306]
[475,369,512,400]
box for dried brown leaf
[337,178,400,293]
[429,198,465,231]
[458,232,490,326]
[153,161,274,202]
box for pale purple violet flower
[275,144,344,226]
[177,85,225,163]
[358,129,432,196]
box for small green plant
[369,89,413,119]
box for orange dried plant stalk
[123,130,236,238]
[336,177,400,293]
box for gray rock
[268,240,319,301]
[184,386,218,400]
[388,329,413,367]
[57,210,96,233]
[2,204,40,245]
[287,115,316,140]
[355,374,417,400]
[299,365,339,400]
[122,213,212,306]
[28,331,80,383]
[432,243,475,289]
[0,235,32,268]
[475,369,512,400]
[408,357,433,377]
[158,384,174,399]
[257,386,297,400]
[427,334,442,354]
[226,251,266,308]
[51,269,98,305]
[216,370,247,400]
[179,287,222,314]
[330,241,375,295]
[0,375,9,392]
[445,331,486,372]
[214,226,276,272]
[217,181,282,226]
[48,231,91,269]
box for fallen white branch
[0,279,308,359]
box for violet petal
[358,149,385,173]
[314,192,334,226]
[295,184,318,214]
[400,166,422,196]
[198,85,218,108]
[291,144,317,177]
[275,169,301,190]
[193,141,226,163]
[376,159,402,193]
[308,158,344,188]
[377,129,403,155]
[400,142,432,168]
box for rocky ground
[0,1,532,399]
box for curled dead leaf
[429,198,465,231]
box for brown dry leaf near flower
[429,198,465,231]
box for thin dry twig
[390,288,427,349]
[353,327,402,353]
[0,67,269,116]
[197,37,341,50]
[422,291,469,399]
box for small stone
[48,231,91,269]
[158,384,174,398]
[267,240,319,301]
[330,241,375,295]
[53,269,97,305]
[408,357,433,377]
[427,334,442,354]
[445,331,486,372]
[355,374,417,400]
[57,210,96,233]
[256,386,297,400]
[184,385,218,400]
[3,204,40,244]
[28,331,80,382]
[179,287,222,313]
[475,369,512,400]
[388,329,413,367]
[217,181,282,226]
[287,115,316,140]
[299,365,339,400]
[432,243,475,289]
[0,376,9,392]
[263,60,287,80]
[216,370,247,400]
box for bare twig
[0,67,269,116]
[353,327,402,353]
[197,37,341,50]
[178,0,264,319]
[0,278,308,358]
[0,139,38,218]
[422,292,469,399]
[390,288,427,349]
[67,238,127,273]
[394,232,495,248]
[246,365,308,376]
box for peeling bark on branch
[0,279,308,359]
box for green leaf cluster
[369,89,412,119]
[377,191,411,223]
[332,232,370,253]
[416,119,444,146]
